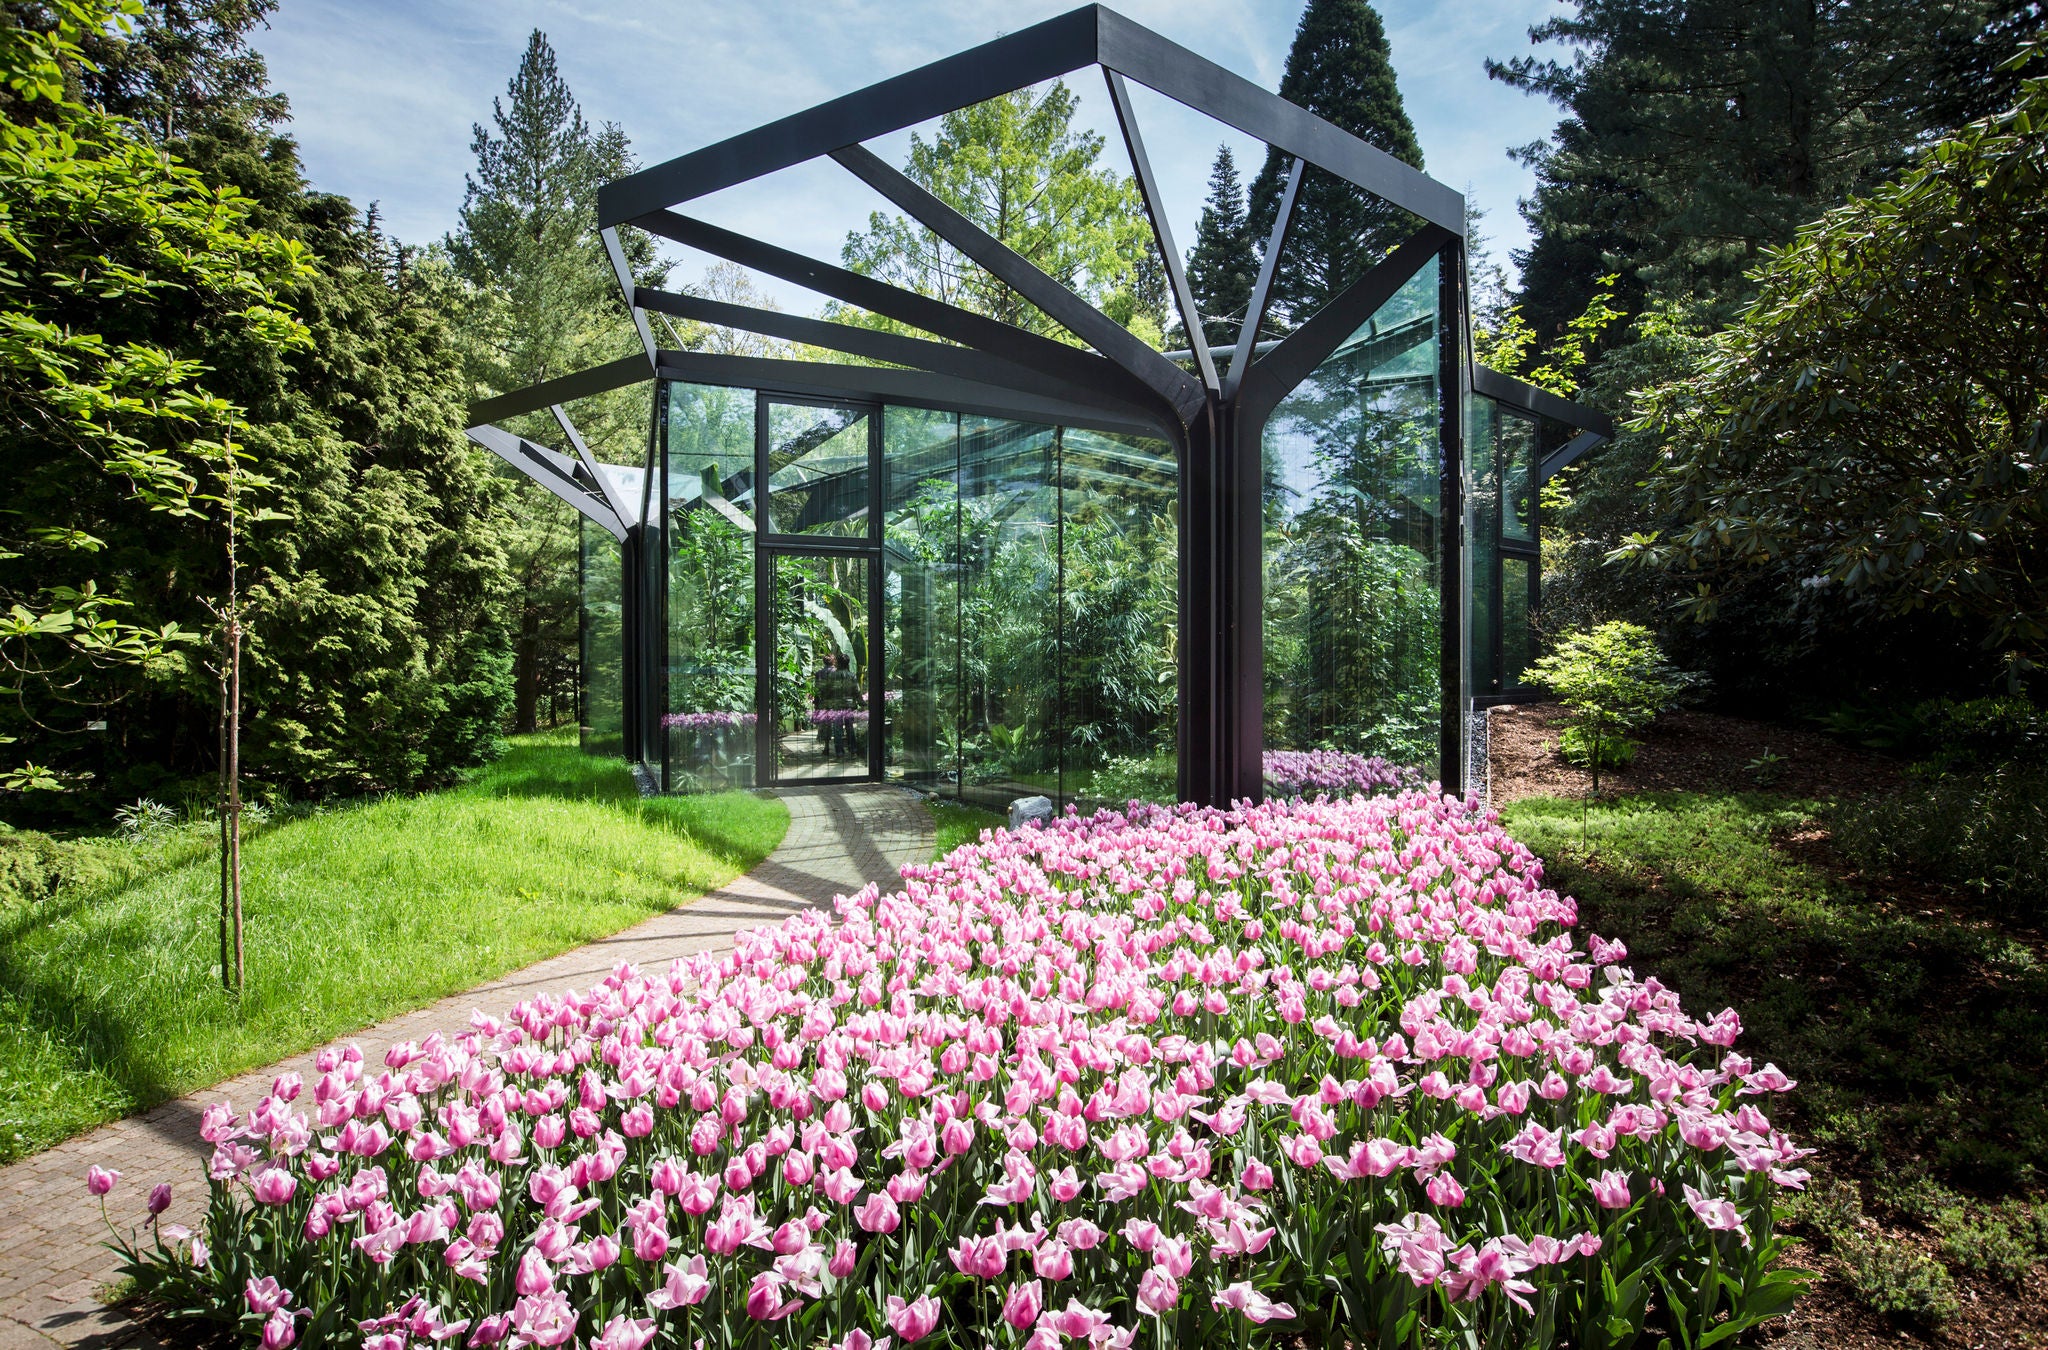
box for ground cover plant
[1501,790,2048,1336]
[115,791,1807,1349]
[0,733,785,1162]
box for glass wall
[579,514,624,756]
[882,407,961,792]
[858,404,1176,809]
[1465,395,1540,699]
[663,382,757,789]
[1260,256,1443,782]
[1058,429,1178,807]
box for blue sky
[251,0,1570,305]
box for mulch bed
[1491,701,2048,1349]
[1487,701,1906,805]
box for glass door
[762,551,878,783]
[754,396,884,785]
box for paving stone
[0,785,930,1346]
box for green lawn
[1501,792,2048,1190]
[0,732,786,1162]
[1501,791,2048,1327]
[929,801,1007,860]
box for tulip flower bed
[110,791,1809,1349]
[1262,750,1422,800]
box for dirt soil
[1487,701,1906,805]
[1492,702,2048,1348]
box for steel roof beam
[829,143,1205,424]
[633,287,1152,426]
[1238,223,1454,427]
[1103,69,1217,393]
[632,209,1174,430]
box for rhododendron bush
[111,792,1810,1349]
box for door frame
[753,393,886,786]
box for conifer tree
[1247,0,1424,325]
[446,31,660,733]
[1181,146,1257,349]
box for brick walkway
[0,784,931,1350]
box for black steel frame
[465,4,1609,805]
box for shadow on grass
[462,734,775,864]
[1502,791,2048,1193]
[0,732,789,1163]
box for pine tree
[1246,0,1424,325]
[1491,0,2013,337]
[4,1,517,815]
[446,31,660,733]
[1182,145,1257,349]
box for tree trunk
[514,600,541,733]
[219,615,244,994]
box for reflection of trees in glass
[580,517,624,756]
[666,510,752,714]
[1262,270,1441,771]
[1058,511,1176,766]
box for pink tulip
[745,1271,802,1321]
[828,1238,858,1278]
[1135,1266,1180,1316]
[513,1250,553,1296]
[261,1308,297,1350]
[947,1233,1005,1278]
[1212,1282,1296,1324]
[854,1192,900,1234]
[885,1293,941,1342]
[85,1166,118,1196]
[1002,1279,1044,1329]
[250,1167,297,1206]
[1591,1170,1633,1209]
[591,1316,656,1350]
[647,1255,710,1310]
[1032,1239,1075,1281]
[244,1276,291,1315]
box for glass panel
[1261,256,1442,784]
[958,415,1060,811]
[1061,429,1179,810]
[1465,395,1500,696]
[883,407,960,790]
[1500,410,1538,542]
[772,554,871,780]
[765,400,873,539]
[664,382,757,790]
[1502,556,1534,687]
[579,515,623,757]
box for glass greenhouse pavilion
[465,5,1610,811]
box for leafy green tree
[1246,0,1424,325]
[840,81,1164,345]
[0,0,307,812]
[446,30,658,734]
[1618,59,2048,682]
[4,0,517,819]
[1181,145,1256,348]
[1522,620,1687,794]
[1491,0,2015,342]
